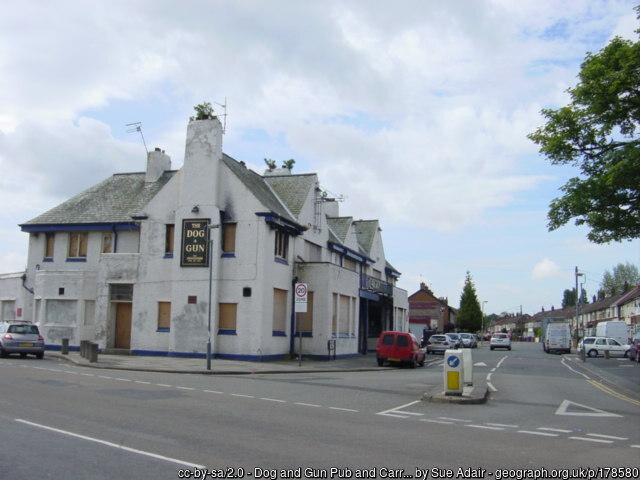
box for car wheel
[410,357,416,369]
[419,357,425,367]
[36,352,44,359]
[377,358,384,367]
[508,346,511,350]
[587,349,598,358]
[20,353,27,358]
[0,347,7,358]
[490,346,494,350]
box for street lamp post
[482,301,488,344]
[207,223,220,370]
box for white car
[579,337,630,358]
[459,333,478,348]
[490,333,511,350]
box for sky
[1,0,638,316]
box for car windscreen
[7,325,39,334]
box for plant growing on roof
[282,159,295,170]
[190,102,215,121]
[264,158,276,170]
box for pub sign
[181,219,210,267]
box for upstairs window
[222,223,236,254]
[68,232,88,259]
[102,232,114,253]
[44,233,55,259]
[165,224,175,256]
[274,230,289,260]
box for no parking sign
[295,283,307,313]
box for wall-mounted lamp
[191,205,200,213]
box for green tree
[528,11,640,244]
[457,271,483,332]
[190,102,215,121]
[561,288,576,308]
[601,262,640,294]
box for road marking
[231,394,254,399]
[474,362,487,367]
[438,417,470,423]
[586,433,628,441]
[135,381,151,385]
[420,419,454,424]
[555,399,622,417]
[587,380,640,406]
[156,384,172,388]
[569,436,613,444]
[465,425,504,430]
[496,356,508,368]
[294,402,321,408]
[260,397,286,403]
[115,378,131,382]
[485,423,518,428]
[203,390,223,394]
[377,400,422,417]
[329,407,359,412]
[538,427,572,433]
[518,430,558,437]
[560,358,590,380]
[175,386,196,391]
[16,419,205,468]
[486,373,492,381]
[487,382,497,392]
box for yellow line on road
[587,380,640,406]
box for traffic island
[422,384,489,404]
[422,348,489,404]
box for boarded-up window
[222,223,236,254]
[157,302,171,330]
[340,295,350,334]
[219,303,237,331]
[297,292,314,333]
[344,257,356,272]
[273,288,287,333]
[165,224,175,255]
[1,301,15,322]
[274,231,288,259]
[68,232,88,258]
[45,233,55,258]
[102,233,114,253]
[332,293,338,335]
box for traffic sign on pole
[295,283,307,313]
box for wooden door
[114,303,132,349]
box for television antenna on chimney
[126,122,149,155]
[213,97,228,134]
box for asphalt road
[1,343,638,479]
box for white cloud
[531,258,568,281]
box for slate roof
[264,173,317,217]
[326,216,352,243]
[353,220,379,254]
[222,155,298,225]
[21,171,176,228]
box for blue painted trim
[156,328,170,332]
[274,257,288,265]
[359,289,380,301]
[66,258,87,262]
[218,329,237,335]
[163,253,174,259]
[221,253,236,258]
[272,331,287,337]
[43,258,53,262]
[21,222,140,233]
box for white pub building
[13,115,408,361]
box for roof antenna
[213,97,228,134]
[126,122,149,155]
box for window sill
[218,329,237,335]
[274,257,288,265]
[221,253,236,258]
[163,253,174,259]
[156,328,170,332]
[272,331,287,337]
[43,258,53,262]
[66,258,87,262]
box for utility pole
[576,266,584,361]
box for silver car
[426,334,456,354]
[0,322,45,358]
[459,333,478,348]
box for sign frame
[180,218,210,267]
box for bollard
[443,349,464,395]
[89,343,99,363]
[604,349,610,360]
[61,338,69,355]
[80,340,89,359]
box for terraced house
[17,116,408,360]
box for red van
[376,331,426,368]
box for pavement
[46,350,490,403]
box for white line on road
[294,402,321,408]
[537,427,572,433]
[560,358,590,380]
[586,433,629,441]
[377,400,421,417]
[487,382,497,392]
[518,430,559,437]
[485,423,519,428]
[203,390,223,394]
[230,394,254,399]
[175,386,196,391]
[465,425,504,431]
[260,397,287,403]
[496,356,508,368]
[420,419,454,424]
[569,436,613,444]
[15,419,205,469]
[329,407,359,412]
[438,417,470,423]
